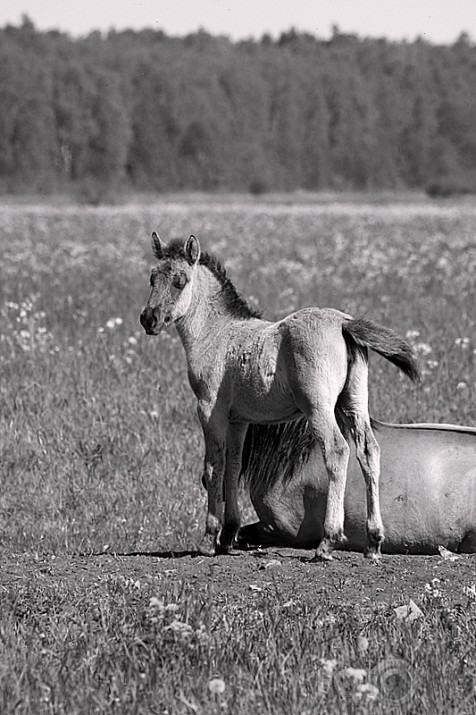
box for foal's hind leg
[303,407,350,561]
[352,415,383,559]
[342,354,384,560]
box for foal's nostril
[140,309,156,331]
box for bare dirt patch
[3,549,476,608]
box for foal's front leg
[197,405,227,556]
[219,422,247,554]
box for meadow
[0,194,475,713]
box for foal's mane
[164,238,262,320]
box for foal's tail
[343,318,421,381]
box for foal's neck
[175,266,236,357]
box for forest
[1,16,476,197]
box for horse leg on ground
[219,422,248,554]
[304,407,350,561]
[197,406,227,556]
[341,353,384,560]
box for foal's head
[140,232,200,335]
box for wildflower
[356,682,379,701]
[456,382,467,391]
[194,623,210,644]
[425,578,442,598]
[165,619,194,639]
[319,658,338,676]
[106,317,123,329]
[208,678,226,695]
[427,359,439,369]
[415,342,432,356]
[317,658,337,695]
[463,584,476,600]
[341,667,367,683]
[357,634,369,655]
[405,330,420,340]
[455,337,471,349]
[437,256,450,270]
[127,336,138,345]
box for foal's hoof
[197,534,219,557]
[364,545,382,562]
[364,532,383,561]
[311,549,334,563]
[216,544,242,556]
[217,523,240,554]
[313,533,347,562]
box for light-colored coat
[239,419,476,554]
[140,234,419,560]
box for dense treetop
[1,17,475,195]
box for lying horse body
[239,419,476,554]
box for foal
[140,233,419,561]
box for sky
[0,0,475,44]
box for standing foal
[140,233,419,561]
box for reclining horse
[140,233,419,560]
[239,418,476,555]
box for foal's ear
[151,231,166,260]
[184,234,200,265]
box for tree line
[1,17,475,197]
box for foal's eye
[172,272,188,290]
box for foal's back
[224,307,351,424]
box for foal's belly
[229,400,302,424]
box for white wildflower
[357,634,369,655]
[463,584,476,600]
[415,342,432,356]
[356,682,379,701]
[341,667,367,683]
[319,658,338,675]
[106,317,123,329]
[165,619,193,638]
[208,678,226,695]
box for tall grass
[0,195,475,713]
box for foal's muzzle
[140,307,172,335]
[140,308,161,335]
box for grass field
[1,194,475,713]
